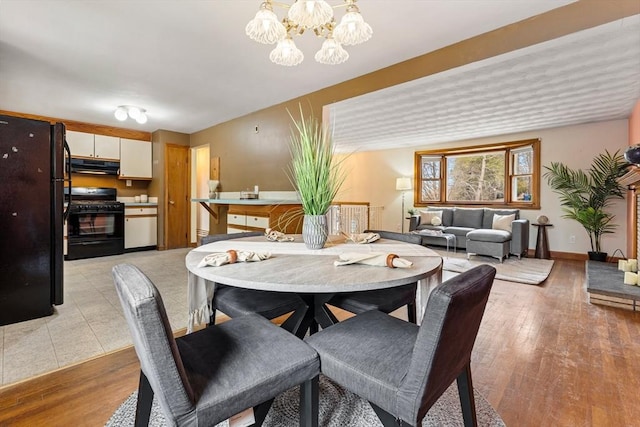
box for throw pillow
[492,213,515,232]
[420,210,442,226]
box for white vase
[302,214,328,249]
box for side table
[533,223,553,259]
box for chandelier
[245,0,372,66]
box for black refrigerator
[0,115,70,325]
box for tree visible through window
[414,139,539,208]
[446,152,505,202]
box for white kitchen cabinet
[66,131,95,158]
[226,205,294,233]
[125,207,157,249]
[226,211,271,233]
[94,135,120,159]
[120,138,152,179]
[246,215,270,229]
[66,131,120,159]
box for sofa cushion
[419,210,442,226]
[466,229,511,243]
[482,209,519,229]
[443,226,476,239]
[492,213,516,232]
[452,208,484,229]
[425,207,453,226]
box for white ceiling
[328,14,640,152]
[0,0,577,137]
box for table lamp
[396,177,412,233]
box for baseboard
[525,249,624,262]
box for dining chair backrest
[113,264,195,422]
[200,231,263,246]
[398,264,496,421]
[364,229,422,245]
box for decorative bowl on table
[536,215,549,224]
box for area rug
[437,250,554,285]
[106,375,505,427]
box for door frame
[190,144,210,245]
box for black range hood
[70,158,120,175]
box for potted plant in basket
[543,150,629,261]
[286,105,347,249]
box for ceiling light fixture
[246,0,372,66]
[114,105,148,124]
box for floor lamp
[396,177,412,233]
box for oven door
[66,210,124,260]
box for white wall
[339,119,630,256]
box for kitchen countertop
[124,202,158,207]
[192,198,301,206]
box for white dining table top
[185,235,443,293]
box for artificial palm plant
[543,150,629,258]
[286,104,346,248]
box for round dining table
[185,234,443,336]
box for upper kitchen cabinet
[120,138,152,180]
[94,135,120,159]
[66,131,120,159]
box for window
[419,155,441,202]
[414,139,540,208]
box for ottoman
[466,229,511,262]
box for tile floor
[0,248,192,387]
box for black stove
[69,200,124,213]
[65,187,125,260]
[67,187,124,213]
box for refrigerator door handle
[63,139,72,221]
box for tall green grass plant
[286,105,346,216]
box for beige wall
[630,100,640,145]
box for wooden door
[165,144,190,249]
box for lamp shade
[396,177,412,191]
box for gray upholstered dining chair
[327,230,422,323]
[200,232,307,327]
[306,264,496,427]
[113,263,320,427]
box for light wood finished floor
[1,259,639,426]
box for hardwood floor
[0,259,638,426]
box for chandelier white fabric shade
[315,37,349,64]
[333,4,372,45]
[114,105,148,124]
[287,0,332,29]
[245,3,286,44]
[270,36,304,66]
[246,0,372,66]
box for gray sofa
[409,207,529,260]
